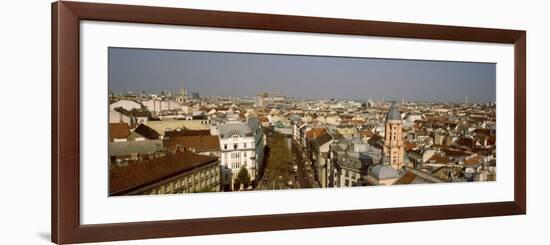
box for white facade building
[140,99,182,116]
[109,110,132,125]
[218,117,266,191]
[109,99,142,111]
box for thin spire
[180,80,186,96]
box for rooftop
[165,135,220,152]
[109,123,131,141]
[109,151,218,195]
[369,164,399,180]
[133,123,161,140]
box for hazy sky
[108,47,496,103]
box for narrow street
[291,139,314,188]
[256,130,295,190]
[254,128,320,191]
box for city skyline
[108,47,496,103]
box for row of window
[224,151,254,160]
[223,141,254,150]
[148,174,221,195]
[341,169,360,179]
[231,161,247,169]
[146,166,220,195]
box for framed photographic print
[52,1,526,244]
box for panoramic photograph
[107,47,496,196]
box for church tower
[384,102,405,170]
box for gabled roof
[133,124,161,140]
[393,168,446,185]
[313,133,333,147]
[427,154,451,164]
[109,123,130,141]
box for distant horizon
[109,47,496,103]
[109,91,494,105]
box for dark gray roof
[218,117,262,139]
[369,164,399,180]
[386,103,402,121]
[133,124,161,140]
[218,122,252,138]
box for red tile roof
[164,135,220,152]
[404,142,417,151]
[464,155,482,166]
[109,123,130,141]
[394,171,417,184]
[359,130,374,138]
[306,128,326,139]
[109,151,218,195]
[427,154,451,164]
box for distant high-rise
[179,80,187,97]
[192,92,200,99]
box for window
[231,152,242,159]
[244,143,247,148]
[224,144,227,150]
[234,144,238,150]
